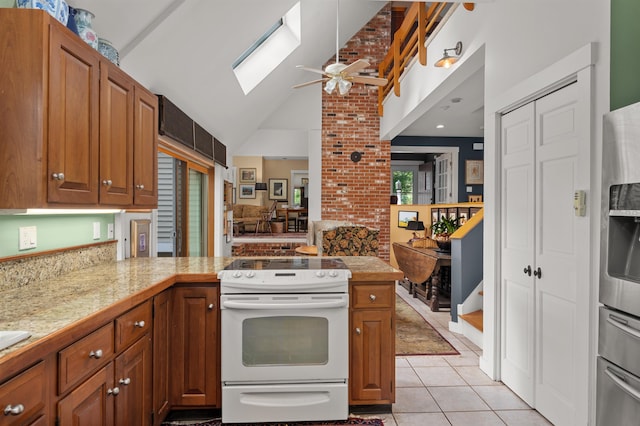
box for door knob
[523,265,532,276]
[533,267,542,278]
[134,320,145,328]
[89,349,103,359]
[355,327,361,335]
[3,404,24,416]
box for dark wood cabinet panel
[171,285,219,407]
[114,335,152,425]
[349,283,395,405]
[99,62,134,206]
[153,289,172,425]
[58,363,115,426]
[133,87,159,207]
[47,23,100,205]
[0,361,47,425]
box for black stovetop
[224,258,348,271]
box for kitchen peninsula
[0,254,402,425]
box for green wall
[0,214,115,258]
[611,0,640,110]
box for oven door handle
[607,315,640,339]
[605,367,640,402]
[222,299,348,310]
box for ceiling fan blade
[293,78,328,89]
[350,76,388,86]
[296,65,327,75]
[342,59,370,75]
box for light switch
[19,226,37,250]
[93,222,101,240]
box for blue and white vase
[98,38,119,66]
[73,7,98,49]
[16,0,69,26]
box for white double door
[500,82,590,425]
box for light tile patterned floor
[365,288,553,426]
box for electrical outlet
[19,226,37,250]
[107,223,114,239]
[93,222,101,240]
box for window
[392,170,414,205]
[232,2,301,94]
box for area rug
[395,296,458,356]
[162,417,383,426]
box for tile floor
[370,288,553,426]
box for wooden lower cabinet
[349,283,395,405]
[0,361,48,425]
[57,335,151,425]
[153,289,172,425]
[170,285,219,407]
[58,363,115,425]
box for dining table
[280,207,308,232]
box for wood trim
[0,240,117,263]
[159,137,214,168]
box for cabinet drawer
[115,300,152,351]
[59,323,114,394]
[351,284,394,309]
[0,361,46,425]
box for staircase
[457,283,483,348]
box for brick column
[321,5,391,260]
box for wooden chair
[256,201,278,234]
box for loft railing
[378,2,474,116]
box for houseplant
[430,216,460,252]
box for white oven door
[220,293,349,383]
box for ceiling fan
[293,0,387,95]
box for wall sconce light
[435,41,463,68]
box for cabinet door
[171,286,218,407]
[153,289,171,425]
[114,335,152,426]
[99,62,134,206]
[0,361,47,426]
[133,87,158,207]
[58,363,115,426]
[48,26,100,205]
[350,309,394,404]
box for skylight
[233,2,301,95]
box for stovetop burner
[224,258,348,271]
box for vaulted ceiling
[69,0,484,152]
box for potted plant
[430,216,461,252]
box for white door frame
[483,43,596,420]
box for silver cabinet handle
[3,404,24,416]
[134,320,145,328]
[89,349,103,359]
[136,184,145,190]
[208,303,214,310]
[52,172,65,181]
[107,387,120,396]
[369,294,377,302]
[355,327,361,335]
[119,378,131,385]
[102,180,112,186]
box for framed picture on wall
[465,160,484,185]
[239,168,256,183]
[239,184,255,199]
[398,210,419,228]
[269,178,288,201]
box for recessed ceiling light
[451,97,462,103]
[436,124,445,129]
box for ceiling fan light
[338,79,352,95]
[324,78,337,94]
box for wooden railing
[378,2,474,116]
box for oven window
[242,316,329,366]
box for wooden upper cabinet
[99,62,134,206]
[47,24,100,205]
[0,9,158,209]
[133,87,158,207]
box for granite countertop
[0,256,402,361]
